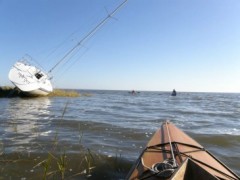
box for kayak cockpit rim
[126,121,240,180]
[144,141,238,180]
[171,158,219,180]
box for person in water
[171,89,177,96]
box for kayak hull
[126,122,239,180]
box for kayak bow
[126,121,239,180]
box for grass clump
[0,86,20,97]
[48,89,80,97]
[0,86,13,91]
[0,86,91,98]
[0,101,129,179]
[34,102,96,179]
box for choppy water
[0,90,239,179]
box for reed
[41,154,52,180]
[57,152,67,179]
[36,102,96,179]
[0,140,4,156]
[84,148,95,177]
[0,99,101,179]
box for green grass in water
[48,89,80,97]
[0,86,20,97]
[0,86,91,98]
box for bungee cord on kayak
[165,121,178,169]
[126,122,240,180]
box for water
[0,90,239,179]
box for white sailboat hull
[8,61,53,96]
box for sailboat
[8,59,53,96]
[8,0,127,97]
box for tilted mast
[48,0,128,73]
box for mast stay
[48,0,128,74]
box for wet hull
[20,88,51,97]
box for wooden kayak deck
[126,121,239,180]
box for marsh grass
[0,97,128,179]
[47,89,80,97]
[39,154,52,180]
[0,86,91,98]
[0,86,21,97]
[84,148,95,177]
[33,102,97,179]
[57,152,67,179]
[0,101,97,179]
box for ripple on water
[0,91,240,177]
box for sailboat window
[35,72,43,79]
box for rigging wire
[29,2,106,68]
[22,54,48,73]
[49,3,110,66]
[43,31,79,64]
[52,45,90,83]
[48,0,128,74]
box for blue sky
[1,0,240,92]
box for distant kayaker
[171,89,177,96]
